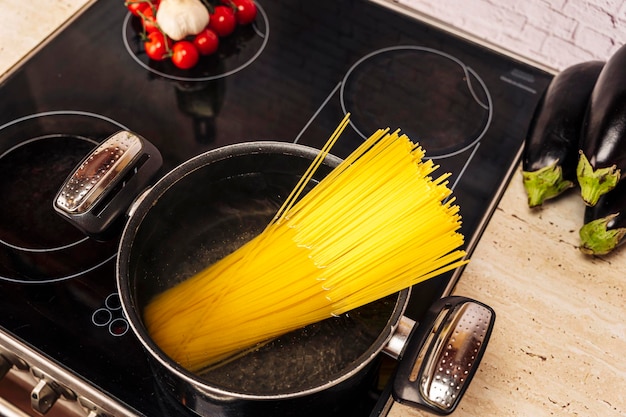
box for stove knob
[29,367,76,415]
[31,379,60,414]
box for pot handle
[53,131,162,239]
[392,296,495,415]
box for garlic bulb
[156,0,210,41]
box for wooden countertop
[391,175,626,417]
[2,2,625,417]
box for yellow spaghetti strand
[271,113,351,226]
[143,119,469,372]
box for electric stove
[0,1,553,415]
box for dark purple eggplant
[577,44,626,206]
[522,61,604,207]
[579,179,626,255]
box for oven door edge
[0,328,143,417]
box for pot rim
[116,140,411,400]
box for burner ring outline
[0,134,93,252]
[121,2,270,82]
[0,253,116,284]
[339,45,493,159]
[0,111,124,283]
[0,111,129,253]
[105,292,123,311]
[109,318,130,337]
[92,308,113,327]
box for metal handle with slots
[393,296,495,414]
[53,131,162,239]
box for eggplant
[579,179,626,255]
[577,43,626,206]
[522,61,604,207]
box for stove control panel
[0,331,140,417]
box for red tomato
[232,0,257,25]
[209,5,237,37]
[144,31,169,61]
[126,1,149,17]
[140,6,159,33]
[171,41,200,69]
[193,29,220,56]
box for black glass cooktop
[0,0,552,415]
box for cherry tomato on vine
[140,6,159,33]
[126,1,149,17]
[171,41,200,69]
[144,31,169,61]
[232,0,257,25]
[193,29,220,56]
[209,5,237,37]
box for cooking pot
[54,131,495,416]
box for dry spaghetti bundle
[144,116,468,372]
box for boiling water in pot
[130,169,398,395]
[198,295,396,394]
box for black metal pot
[54,131,495,416]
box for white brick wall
[387,0,626,70]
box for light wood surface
[0,1,91,78]
[1,2,624,416]
[390,173,626,417]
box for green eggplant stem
[522,161,573,208]
[576,151,620,206]
[579,214,626,255]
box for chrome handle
[383,315,416,360]
[393,296,495,415]
[54,131,162,239]
[55,131,144,214]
